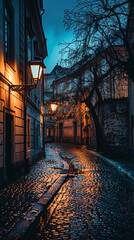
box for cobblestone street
[31,144,134,240]
[0,146,64,240]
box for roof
[50,64,68,76]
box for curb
[7,174,68,240]
[7,148,69,240]
[90,150,134,181]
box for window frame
[4,0,14,66]
[27,118,31,148]
[68,80,72,91]
[60,82,64,92]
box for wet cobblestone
[31,144,134,240]
[0,145,63,240]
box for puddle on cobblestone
[63,156,92,175]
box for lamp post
[85,106,89,146]
[42,101,58,158]
[50,102,58,143]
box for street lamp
[10,60,46,92]
[42,102,58,158]
[29,60,45,85]
[50,102,58,112]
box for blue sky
[43,0,75,73]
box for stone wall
[102,98,129,154]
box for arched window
[84,71,90,86]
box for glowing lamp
[51,103,58,112]
[29,60,46,85]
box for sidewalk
[89,150,134,181]
[0,145,68,240]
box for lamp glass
[51,103,58,112]
[31,65,40,79]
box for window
[28,119,31,147]
[60,82,64,92]
[90,67,94,81]
[50,129,53,136]
[68,80,72,90]
[101,59,107,74]
[74,78,78,88]
[54,84,57,95]
[27,34,32,61]
[47,128,49,137]
[47,128,53,137]
[34,40,40,59]
[84,71,89,86]
[4,1,14,64]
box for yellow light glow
[51,103,58,112]
[38,66,43,79]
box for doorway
[5,113,13,181]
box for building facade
[0,0,47,186]
[51,47,128,154]
[128,3,134,158]
[44,64,67,143]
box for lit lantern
[29,60,46,85]
[51,103,58,112]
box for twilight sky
[43,0,76,73]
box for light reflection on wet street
[0,146,63,239]
[31,144,134,240]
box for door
[5,113,13,181]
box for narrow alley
[30,144,134,240]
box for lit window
[47,128,53,137]
[47,128,49,136]
[50,129,53,136]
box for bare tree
[48,47,127,151]
[54,0,132,151]
[60,0,134,81]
